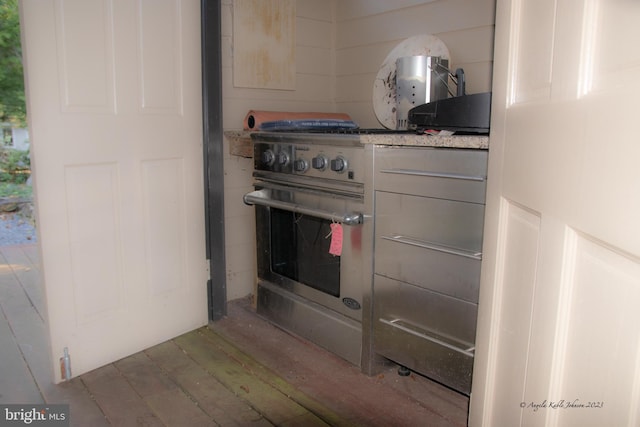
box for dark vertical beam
[201,0,226,321]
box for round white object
[372,34,450,129]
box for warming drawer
[373,274,477,394]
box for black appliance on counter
[407,92,492,134]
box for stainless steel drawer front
[375,192,485,253]
[373,275,477,394]
[374,192,484,302]
[375,236,481,302]
[379,168,484,182]
[371,145,487,395]
[374,275,478,344]
[380,235,481,260]
[374,147,488,203]
[378,318,475,358]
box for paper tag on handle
[329,223,343,256]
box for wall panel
[220,0,497,298]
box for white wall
[335,0,496,127]
[220,0,496,300]
[221,0,337,131]
[220,0,337,300]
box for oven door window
[270,208,340,297]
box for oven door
[244,185,368,321]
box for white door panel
[550,233,640,427]
[471,0,640,425]
[20,0,207,382]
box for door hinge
[59,347,72,381]
[205,259,211,281]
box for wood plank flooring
[0,244,469,426]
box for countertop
[224,130,489,158]
[359,133,488,149]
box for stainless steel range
[243,131,375,369]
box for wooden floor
[0,244,469,426]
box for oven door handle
[243,190,363,225]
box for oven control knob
[294,158,309,173]
[261,149,275,166]
[276,151,290,166]
[330,156,348,173]
[311,155,328,170]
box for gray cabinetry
[372,146,488,395]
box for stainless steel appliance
[243,130,487,393]
[395,56,449,130]
[372,146,487,395]
[243,132,375,369]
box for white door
[20,0,208,383]
[470,0,640,426]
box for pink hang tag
[329,223,343,256]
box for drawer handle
[379,318,475,358]
[381,235,482,260]
[379,168,485,182]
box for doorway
[0,0,35,247]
